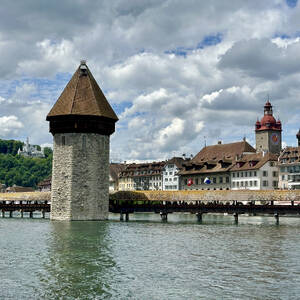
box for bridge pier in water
[160,212,168,221]
[233,213,239,224]
[196,212,203,223]
[274,213,279,225]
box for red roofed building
[255,100,282,154]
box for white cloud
[0,116,23,136]
[0,1,300,159]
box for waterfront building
[46,61,118,220]
[230,152,278,190]
[109,163,125,192]
[162,157,185,190]
[17,137,44,158]
[255,100,282,154]
[119,162,164,191]
[179,140,256,190]
[6,185,35,193]
[37,176,51,192]
[278,130,300,189]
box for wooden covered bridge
[1,190,300,223]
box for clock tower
[255,100,282,154]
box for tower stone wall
[51,133,110,220]
[256,130,282,154]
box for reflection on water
[39,221,115,299]
[1,214,300,299]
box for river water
[1,213,300,299]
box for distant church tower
[255,100,282,154]
[46,61,118,220]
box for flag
[187,178,193,186]
[204,177,211,184]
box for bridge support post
[160,212,168,221]
[291,201,294,206]
[29,211,33,219]
[120,213,124,221]
[9,211,13,218]
[274,213,279,225]
[233,213,238,224]
[125,213,129,222]
[20,210,24,218]
[2,210,4,218]
[196,212,203,223]
[41,210,45,219]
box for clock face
[271,132,279,145]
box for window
[219,177,223,183]
[263,180,268,187]
[245,172,247,177]
[237,182,240,187]
[273,181,278,187]
[233,173,235,178]
[174,177,178,181]
[254,171,257,177]
[62,136,65,145]
[270,162,274,167]
[281,175,285,180]
[195,178,199,185]
[165,178,168,182]
[237,172,240,178]
[250,181,253,187]
[232,182,235,187]
[169,172,173,175]
[241,172,243,177]
[241,182,244,187]
[263,171,268,177]
[184,179,187,185]
[213,177,216,184]
[245,181,248,187]
[226,177,230,183]
[272,171,278,177]
[254,181,257,186]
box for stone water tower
[47,61,118,220]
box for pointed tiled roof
[47,62,118,120]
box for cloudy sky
[1,0,300,161]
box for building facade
[179,140,256,190]
[162,157,185,190]
[118,162,164,191]
[230,153,278,190]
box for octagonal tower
[47,61,118,220]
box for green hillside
[0,139,52,188]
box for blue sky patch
[197,33,223,49]
[165,33,223,57]
[286,0,297,8]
